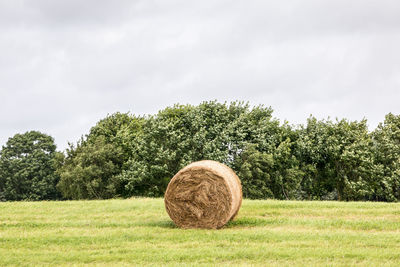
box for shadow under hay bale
[164,160,242,229]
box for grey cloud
[1,0,400,149]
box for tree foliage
[2,103,400,202]
[371,113,400,201]
[0,131,61,201]
[117,102,249,196]
[56,112,144,199]
[117,102,256,195]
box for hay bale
[164,160,242,229]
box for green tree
[0,131,61,201]
[231,107,303,200]
[118,101,296,198]
[56,112,144,199]
[234,144,274,199]
[234,137,303,200]
[118,102,227,197]
[371,113,400,201]
[331,119,379,201]
[118,102,249,196]
[296,117,380,201]
[56,136,124,199]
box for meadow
[1,198,400,266]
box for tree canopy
[1,102,400,202]
[0,131,61,201]
[56,112,144,199]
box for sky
[1,0,400,150]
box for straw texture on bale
[164,160,242,229]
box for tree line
[1,101,399,201]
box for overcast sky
[1,0,400,150]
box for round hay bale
[164,160,242,229]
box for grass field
[1,198,400,266]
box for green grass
[1,199,400,266]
